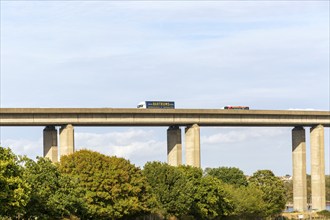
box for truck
[137,101,175,109]
[224,106,249,110]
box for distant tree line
[283,174,330,204]
[1,146,288,220]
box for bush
[317,210,330,217]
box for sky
[0,0,329,176]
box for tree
[0,146,30,218]
[205,167,248,187]
[326,175,330,202]
[22,157,85,219]
[283,178,293,204]
[191,176,233,220]
[249,170,286,217]
[178,165,203,181]
[59,150,154,220]
[178,165,233,220]
[143,162,194,218]
[222,183,266,219]
[307,174,311,204]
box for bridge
[1,108,330,212]
[1,108,329,126]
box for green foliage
[22,156,85,219]
[143,162,194,218]
[144,163,233,220]
[283,178,293,204]
[191,175,233,220]
[0,146,30,218]
[249,170,286,217]
[1,145,301,220]
[205,167,248,187]
[317,210,330,217]
[222,184,266,219]
[326,175,330,202]
[180,165,234,219]
[59,150,154,220]
[307,174,311,203]
[178,165,203,180]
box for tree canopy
[0,146,30,218]
[0,146,293,220]
[190,175,233,219]
[143,162,194,218]
[205,167,248,187]
[144,163,234,220]
[22,156,85,219]
[222,183,266,219]
[249,170,286,217]
[58,149,154,220]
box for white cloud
[2,138,43,160]
[76,129,154,145]
[202,128,287,145]
[1,129,166,167]
[75,129,166,167]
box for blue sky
[0,1,329,176]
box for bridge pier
[59,124,75,158]
[167,125,182,166]
[292,125,326,211]
[185,124,201,168]
[43,126,58,162]
[310,125,325,211]
[292,126,307,211]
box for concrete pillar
[43,126,58,163]
[59,124,75,158]
[185,124,200,167]
[167,125,182,166]
[292,126,307,211]
[310,125,326,211]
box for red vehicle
[224,106,249,110]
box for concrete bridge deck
[1,108,329,127]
